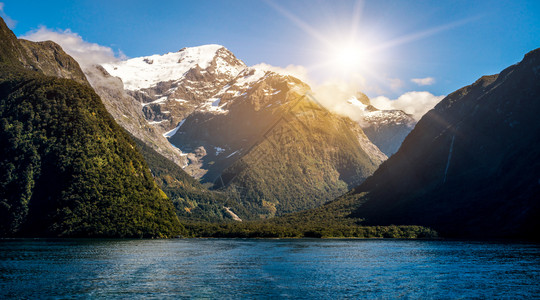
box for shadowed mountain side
[348,48,540,239]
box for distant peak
[102,44,245,90]
[356,92,371,106]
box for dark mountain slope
[0,18,181,237]
[0,18,28,65]
[351,48,540,239]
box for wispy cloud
[21,27,123,68]
[371,91,445,120]
[311,79,372,125]
[0,2,17,29]
[411,77,435,86]
[389,77,404,90]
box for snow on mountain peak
[345,95,415,127]
[233,67,268,87]
[102,44,245,90]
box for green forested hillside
[0,65,182,237]
[183,192,437,238]
[0,16,183,237]
[219,112,380,218]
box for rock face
[18,39,88,85]
[347,92,416,157]
[94,45,248,168]
[102,45,245,132]
[352,48,540,239]
[84,65,188,167]
[103,45,387,218]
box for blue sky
[2,0,539,100]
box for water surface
[1,239,538,298]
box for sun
[334,43,365,72]
[323,38,372,78]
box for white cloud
[312,82,444,122]
[251,64,374,123]
[311,80,368,123]
[252,63,310,83]
[21,27,121,68]
[371,91,445,120]
[253,63,441,123]
[0,2,17,28]
[411,77,435,86]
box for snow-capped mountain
[98,45,387,218]
[103,45,246,132]
[347,92,416,156]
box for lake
[0,239,538,298]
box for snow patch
[226,150,239,158]
[233,68,267,88]
[214,146,225,156]
[142,96,168,106]
[263,88,281,96]
[200,96,229,114]
[163,119,185,138]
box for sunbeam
[366,15,484,54]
